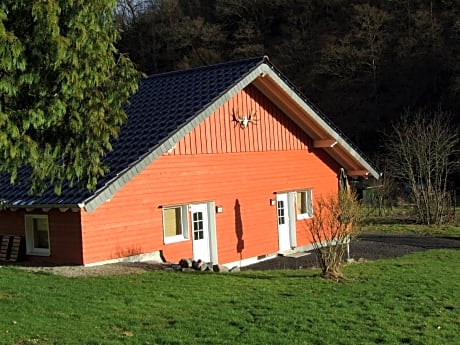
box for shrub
[306,189,363,280]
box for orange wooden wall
[0,209,83,264]
[80,85,340,265]
[175,85,308,154]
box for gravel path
[7,233,460,276]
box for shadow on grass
[363,217,418,226]
[237,270,322,280]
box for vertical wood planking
[255,92,263,151]
[205,116,213,154]
[216,107,223,154]
[223,101,231,153]
[155,85,311,157]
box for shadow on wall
[235,199,244,260]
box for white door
[277,193,291,251]
[190,203,211,262]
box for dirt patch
[7,261,170,278]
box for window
[277,200,286,225]
[192,211,204,240]
[25,215,50,256]
[163,205,189,244]
[296,189,313,219]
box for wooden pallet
[0,235,24,262]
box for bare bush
[385,110,459,224]
[305,189,363,280]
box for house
[0,56,379,267]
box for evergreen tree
[0,0,139,194]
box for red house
[0,57,379,267]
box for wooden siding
[81,150,338,265]
[80,85,340,265]
[175,85,309,155]
[0,209,83,264]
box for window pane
[297,190,313,217]
[34,218,48,231]
[34,229,49,249]
[277,201,285,225]
[297,192,307,214]
[164,207,182,237]
[33,218,49,249]
[306,190,313,216]
[193,211,204,240]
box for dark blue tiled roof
[0,57,265,207]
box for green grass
[1,212,459,345]
[1,249,459,345]
[362,206,460,238]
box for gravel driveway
[242,233,460,271]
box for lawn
[361,206,460,238]
[1,248,459,345]
[1,209,459,345]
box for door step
[278,249,311,258]
[277,249,297,256]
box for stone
[229,266,240,272]
[179,258,192,269]
[170,264,182,271]
[212,264,229,273]
[191,259,201,270]
[197,261,209,271]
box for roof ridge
[142,56,265,80]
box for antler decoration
[232,109,258,129]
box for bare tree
[305,189,363,280]
[352,3,390,90]
[315,4,390,91]
[385,110,459,224]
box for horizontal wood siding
[81,150,338,265]
[0,209,83,264]
[80,84,340,265]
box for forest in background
[115,0,460,159]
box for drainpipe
[346,235,350,261]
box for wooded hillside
[116,0,460,157]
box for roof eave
[2,203,82,211]
[81,64,267,213]
[253,64,380,180]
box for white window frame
[162,205,190,244]
[296,189,313,220]
[24,215,50,256]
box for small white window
[296,189,313,219]
[25,215,50,256]
[163,205,189,244]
